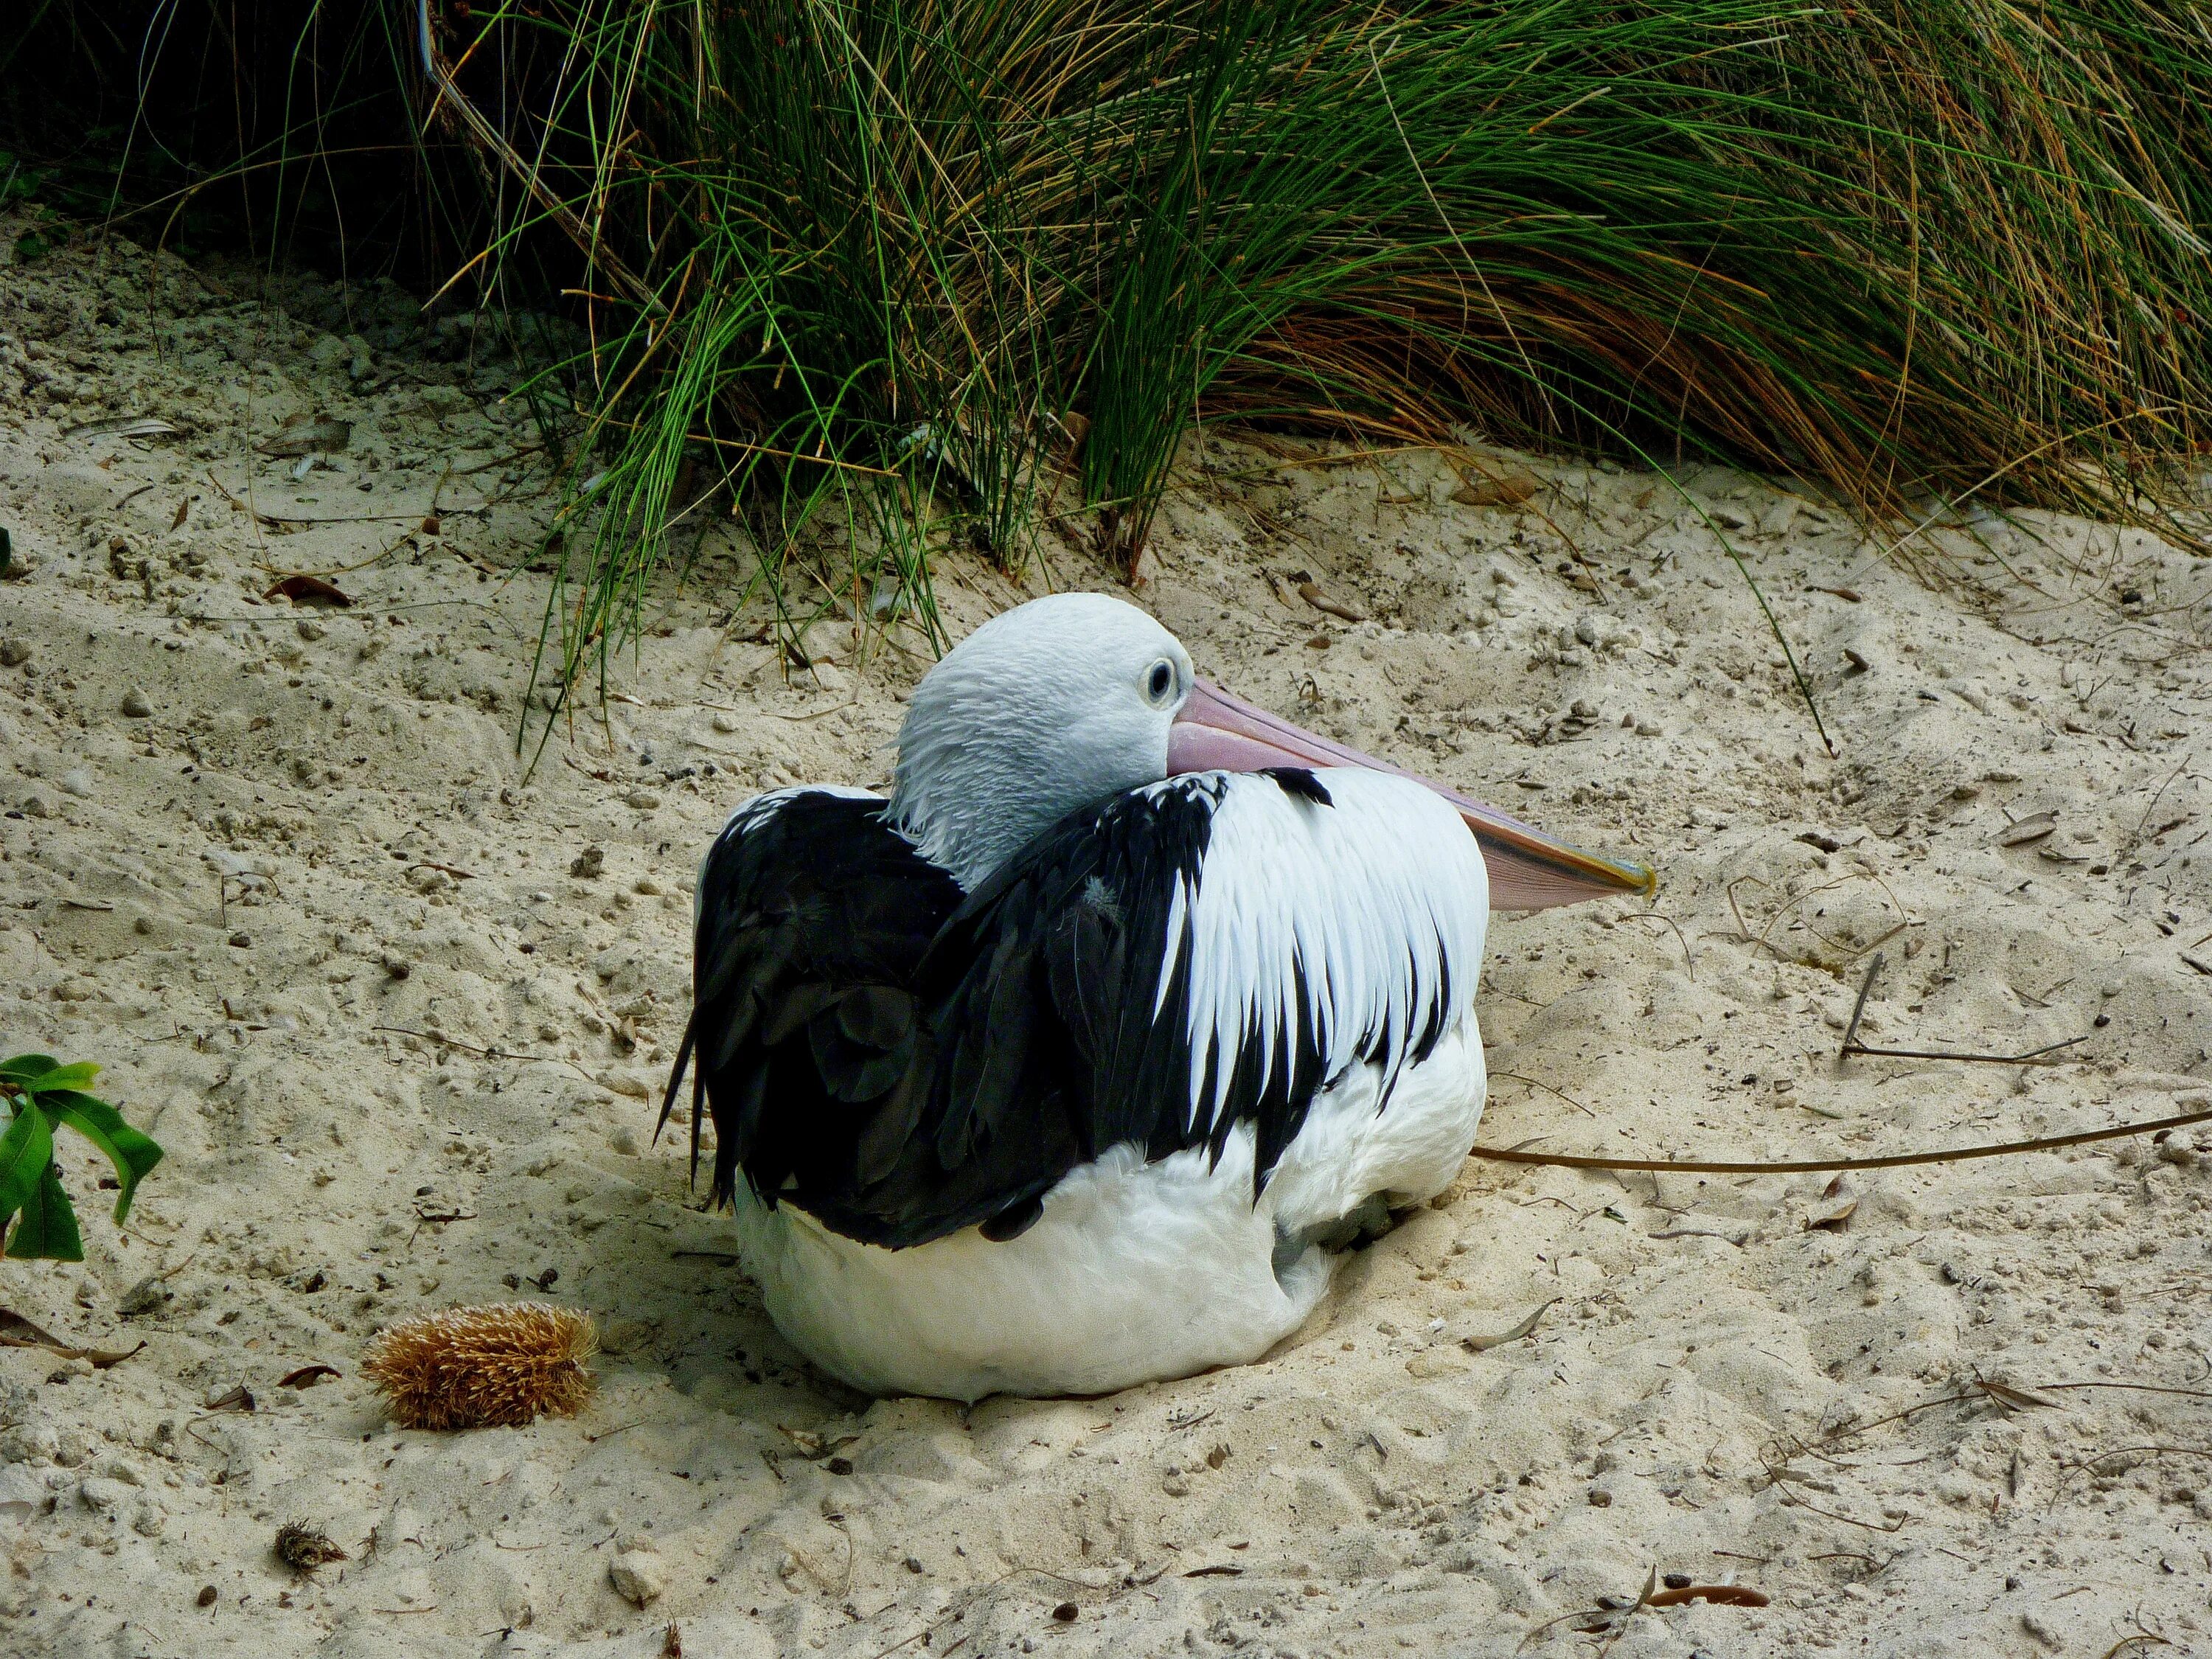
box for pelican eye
[1145,659,1177,705]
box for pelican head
[888,592,1655,905]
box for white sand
[3,220,2211,1659]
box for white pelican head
[888,592,1655,904]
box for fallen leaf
[1973,1377,2061,1412]
[1461,1298,1559,1352]
[204,1384,257,1413]
[1806,1173,1859,1231]
[1183,1565,1244,1578]
[64,416,180,441]
[1646,1585,1770,1609]
[1997,812,2057,847]
[1295,580,1366,623]
[258,417,353,458]
[277,1364,342,1390]
[262,574,352,608]
[1811,585,1863,603]
[0,1308,144,1368]
[1450,467,1540,508]
[171,500,189,531]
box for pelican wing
[664,788,963,1220]
[670,771,1489,1251]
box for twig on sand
[1466,1103,2212,1176]
[1839,953,2088,1065]
[370,1024,599,1082]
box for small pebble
[625,789,661,811]
[120,689,153,718]
[0,639,29,667]
[570,846,605,879]
[197,1586,218,1608]
[228,932,251,948]
[610,1547,668,1607]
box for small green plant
[0,1057,163,1263]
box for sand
[3,218,2211,1659]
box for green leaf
[13,232,47,265]
[0,1055,60,1088]
[44,1091,162,1225]
[20,1062,100,1096]
[5,1163,83,1262]
[0,1098,53,1223]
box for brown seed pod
[360,1302,597,1430]
[273,1521,348,1572]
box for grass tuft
[24,3,2212,707]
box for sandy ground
[4,217,2212,1659]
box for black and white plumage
[664,594,1652,1399]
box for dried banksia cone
[273,1520,347,1571]
[361,1302,597,1430]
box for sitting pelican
[662,594,1652,1400]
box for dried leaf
[262,574,352,608]
[1646,1585,1771,1608]
[64,416,180,441]
[1974,1377,2061,1412]
[277,1364,342,1389]
[0,1307,144,1366]
[1461,1297,1559,1352]
[1296,580,1366,623]
[1183,1565,1244,1578]
[1450,467,1540,507]
[1997,812,2057,847]
[170,500,189,531]
[204,1383,257,1413]
[258,417,353,458]
[1806,1174,1859,1230]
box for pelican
[662,594,1652,1400]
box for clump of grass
[437,2,2208,695]
[1,1054,162,1262]
[361,1302,597,1430]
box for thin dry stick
[1839,953,2087,1065]
[1467,1105,2212,1177]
